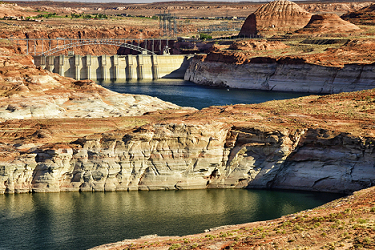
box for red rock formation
[204,51,250,64]
[239,0,312,36]
[341,3,375,25]
[0,2,37,18]
[295,13,361,34]
[0,27,159,56]
[229,39,288,51]
[301,2,372,15]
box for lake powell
[0,80,334,250]
[0,189,342,250]
[99,79,309,110]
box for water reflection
[98,79,309,109]
[0,189,341,250]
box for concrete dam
[33,54,193,80]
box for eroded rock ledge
[0,49,374,195]
[2,121,374,194]
[184,57,375,94]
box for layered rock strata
[239,0,312,36]
[0,54,181,120]
[1,122,374,194]
[341,3,375,25]
[184,58,375,94]
[295,13,361,34]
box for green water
[0,189,342,250]
[0,80,333,250]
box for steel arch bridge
[9,38,171,56]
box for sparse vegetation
[1,1,375,250]
[199,33,212,40]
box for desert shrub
[199,33,212,40]
[169,243,181,250]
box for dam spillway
[33,54,193,80]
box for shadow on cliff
[161,56,193,79]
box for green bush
[199,33,212,40]
[168,243,180,250]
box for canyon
[184,0,375,93]
[2,86,375,194]
[0,0,374,196]
[0,1,375,249]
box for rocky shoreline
[1,42,375,195]
[184,57,375,94]
[90,185,375,250]
[0,0,375,249]
[2,89,375,194]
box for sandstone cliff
[1,48,375,194]
[184,57,375,94]
[2,118,374,194]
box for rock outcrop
[341,3,375,25]
[228,39,288,51]
[0,3,36,18]
[0,53,181,120]
[184,57,375,94]
[1,121,375,194]
[295,13,361,35]
[239,0,312,36]
[301,1,373,14]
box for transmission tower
[157,11,177,37]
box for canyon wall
[184,58,375,94]
[1,122,374,194]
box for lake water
[0,189,342,250]
[99,79,309,110]
[0,80,330,250]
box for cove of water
[0,80,330,250]
[0,189,342,250]
[99,79,309,110]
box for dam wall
[34,54,193,80]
